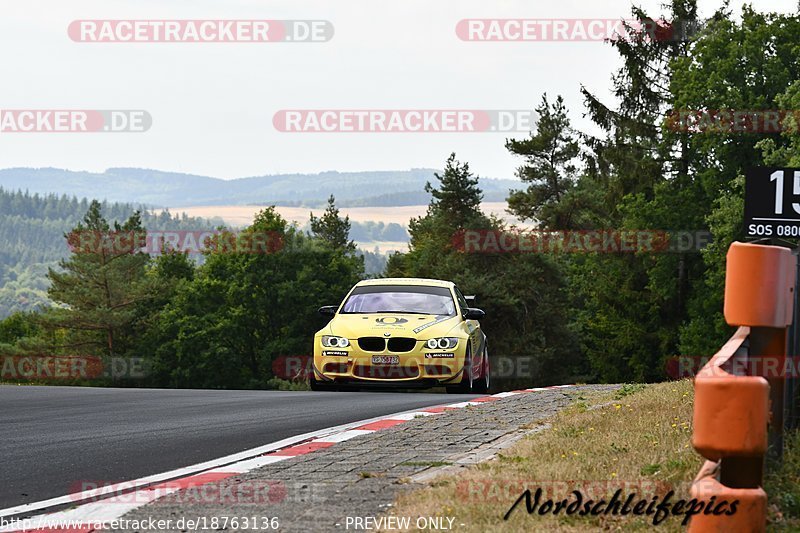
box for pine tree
[423,153,484,228]
[572,0,703,381]
[581,1,697,218]
[407,154,490,265]
[309,195,355,252]
[45,200,155,356]
[506,94,581,229]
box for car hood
[324,313,460,339]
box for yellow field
[161,202,521,228]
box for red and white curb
[0,385,574,532]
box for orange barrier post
[689,242,795,532]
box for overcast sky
[0,0,797,180]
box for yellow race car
[311,278,489,393]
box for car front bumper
[313,341,467,385]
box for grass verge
[767,429,800,530]
[386,380,700,532]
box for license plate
[372,356,399,365]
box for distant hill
[0,188,228,318]
[0,168,519,208]
[0,188,403,318]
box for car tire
[446,345,473,394]
[309,375,335,391]
[473,343,490,393]
[309,375,323,391]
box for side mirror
[318,306,337,317]
[464,307,485,320]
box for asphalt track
[0,385,478,510]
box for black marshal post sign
[745,167,800,238]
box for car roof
[355,278,455,288]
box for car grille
[387,337,416,352]
[358,337,386,352]
[353,365,419,379]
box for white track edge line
[0,403,452,520]
[1,385,575,522]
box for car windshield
[341,285,456,316]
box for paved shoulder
[0,385,477,510]
[113,385,616,532]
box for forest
[2,1,797,388]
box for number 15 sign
[745,167,800,238]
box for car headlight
[425,337,460,350]
[322,335,350,348]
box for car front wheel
[472,343,490,393]
[309,374,336,391]
[446,345,474,394]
